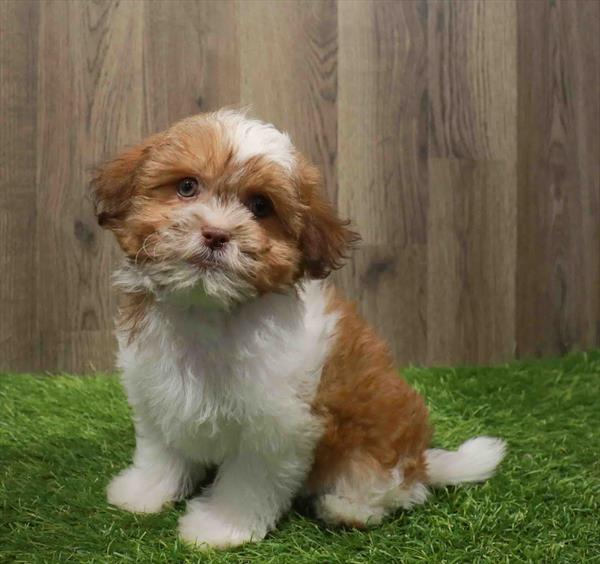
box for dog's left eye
[176,177,199,198]
[245,194,274,219]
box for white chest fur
[116,280,337,465]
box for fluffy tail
[425,436,506,487]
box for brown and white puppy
[92,110,505,550]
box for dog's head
[91,110,358,304]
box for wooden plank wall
[0,0,598,373]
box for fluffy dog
[92,110,505,549]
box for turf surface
[1,352,599,563]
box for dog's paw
[178,500,266,550]
[107,466,178,513]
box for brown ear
[297,160,360,279]
[90,133,161,229]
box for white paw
[107,465,179,513]
[178,499,266,550]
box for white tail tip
[426,436,507,487]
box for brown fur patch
[307,288,431,494]
[91,132,165,228]
[295,157,360,279]
[227,155,306,293]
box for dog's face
[92,111,358,304]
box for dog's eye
[246,194,274,219]
[176,177,199,198]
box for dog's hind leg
[312,451,429,528]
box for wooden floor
[1,0,598,373]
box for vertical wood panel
[0,1,39,371]
[516,0,600,357]
[427,160,516,364]
[143,0,240,133]
[427,0,517,364]
[36,0,145,372]
[338,0,428,364]
[239,0,337,200]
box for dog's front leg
[178,439,311,549]
[107,420,202,514]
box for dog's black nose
[202,227,230,250]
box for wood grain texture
[427,160,516,364]
[338,0,429,364]
[143,0,240,133]
[516,0,600,357]
[36,0,145,372]
[0,1,39,371]
[239,0,338,200]
[429,0,517,161]
[427,0,517,364]
[1,0,599,372]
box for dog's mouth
[189,251,226,270]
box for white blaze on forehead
[214,109,296,171]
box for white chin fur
[113,260,255,306]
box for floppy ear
[297,159,360,279]
[90,133,161,229]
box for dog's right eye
[176,177,199,198]
[245,194,274,219]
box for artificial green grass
[1,352,599,563]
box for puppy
[92,110,505,549]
